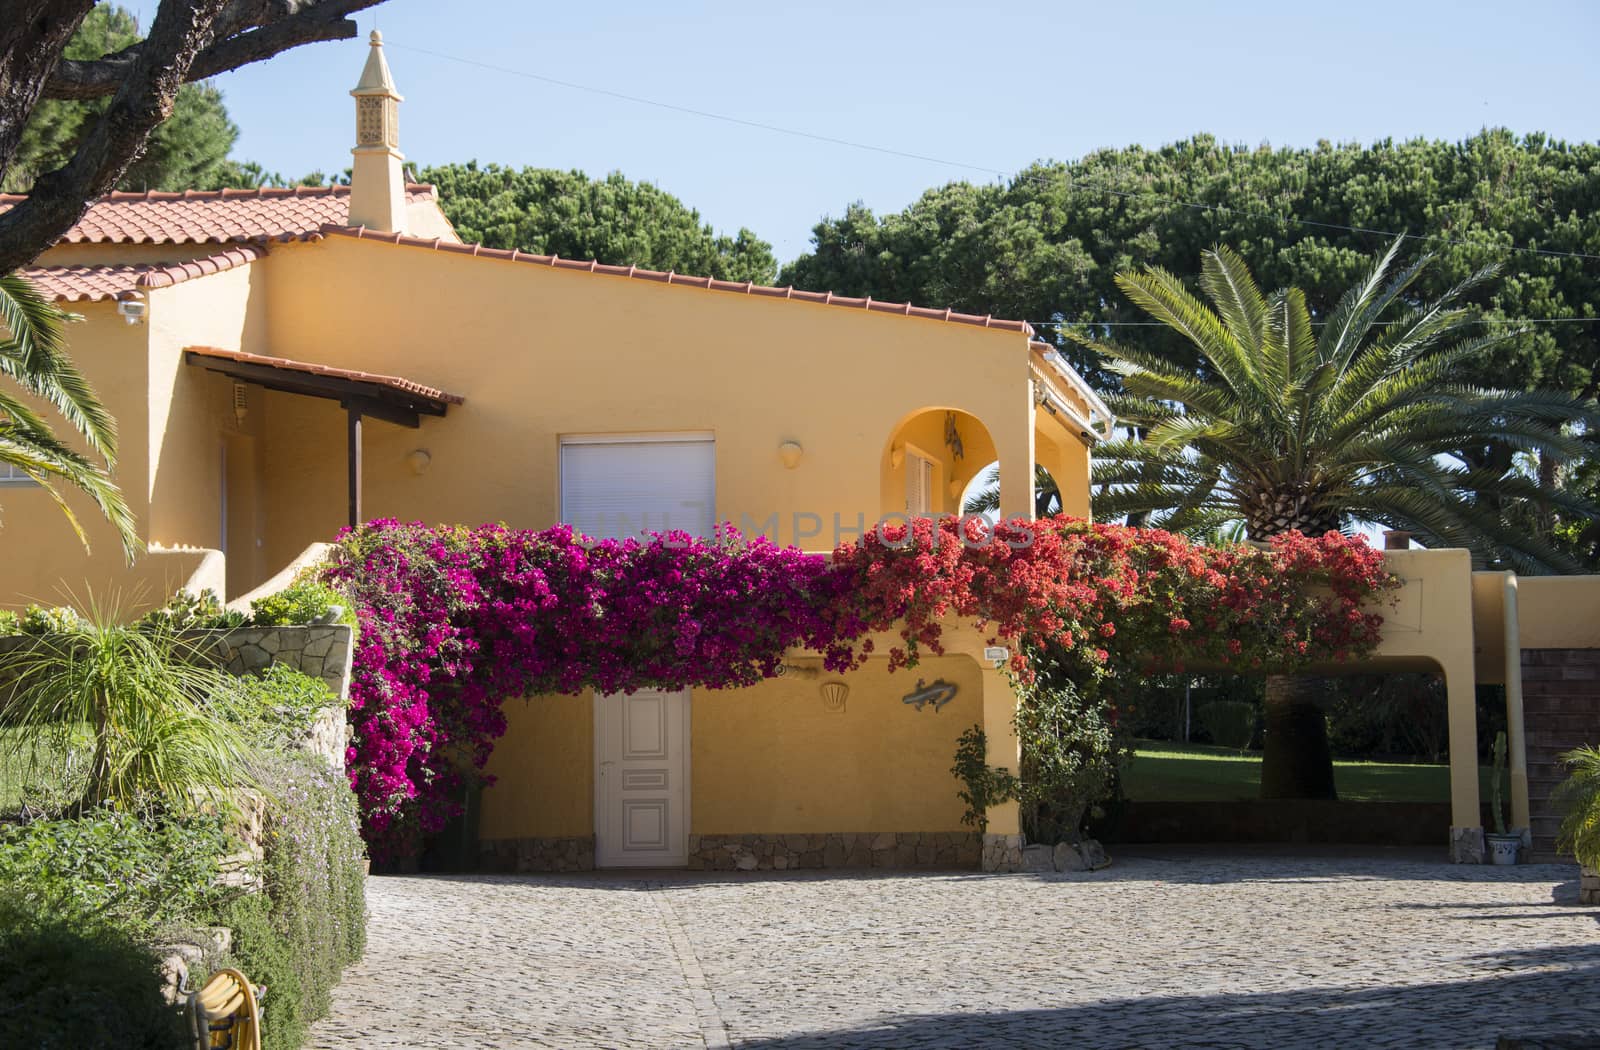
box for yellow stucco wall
[691,655,982,834]
[1514,576,1600,651]
[478,653,984,842]
[250,234,1073,572]
[5,226,1094,604]
[0,301,156,606]
[479,692,594,840]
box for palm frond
[0,274,117,462]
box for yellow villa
[1,35,1595,871]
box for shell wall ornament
[819,680,849,713]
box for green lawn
[1124,739,1494,803]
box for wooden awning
[184,346,463,528]
[184,346,462,426]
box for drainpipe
[1503,572,1531,834]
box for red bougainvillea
[324,516,1395,859]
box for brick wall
[1521,648,1600,861]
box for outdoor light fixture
[406,449,432,476]
[819,680,848,713]
[116,299,146,325]
[778,440,803,469]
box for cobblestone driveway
[307,847,1599,1049]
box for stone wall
[210,624,354,703]
[982,833,1024,872]
[479,836,595,873]
[688,832,983,871]
[1521,648,1600,862]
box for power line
[390,40,1600,266]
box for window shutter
[560,435,715,540]
[905,450,934,516]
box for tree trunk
[0,1,95,188]
[1259,674,1338,800]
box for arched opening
[880,408,998,522]
[959,461,1065,519]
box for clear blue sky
[126,0,1598,263]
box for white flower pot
[1485,833,1521,865]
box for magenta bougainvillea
[324,517,1395,858]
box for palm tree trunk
[1260,674,1338,800]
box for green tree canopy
[3,5,238,194]
[781,132,1600,402]
[417,162,778,283]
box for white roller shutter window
[560,434,715,541]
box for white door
[561,433,715,541]
[594,689,690,867]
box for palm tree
[1071,242,1600,799]
[962,464,1063,518]
[0,273,137,558]
[1551,746,1600,872]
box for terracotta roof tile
[317,224,1037,338]
[0,184,435,246]
[185,346,464,405]
[23,246,267,302]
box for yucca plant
[0,597,253,814]
[1070,242,1600,798]
[1551,745,1600,872]
[0,273,138,558]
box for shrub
[0,808,234,935]
[1014,649,1125,844]
[135,588,246,633]
[232,664,338,751]
[950,726,1018,833]
[220,753,367,1050]
[0,612,253,813]
[0,915,187,1049]
[14,605,86,635]
[250,579,351,629]
[1552,746,1600,871]
[1199,700,1257,751]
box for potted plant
[1550,745,1600,903]
[1484,731,1522,865]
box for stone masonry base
[689,832,981,871]
[982,833,1025,872]
[477,831,1101,874]
[1583,867,1599,906]
[480,836,596,873]
[1450,826,1486,864]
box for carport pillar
[996,387,1038,521]
[346,404,364,531]
[979,662,1024,872]
[1501,574,1531,834]
[1445,656,1484,863]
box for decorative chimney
[348,30,405,233]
